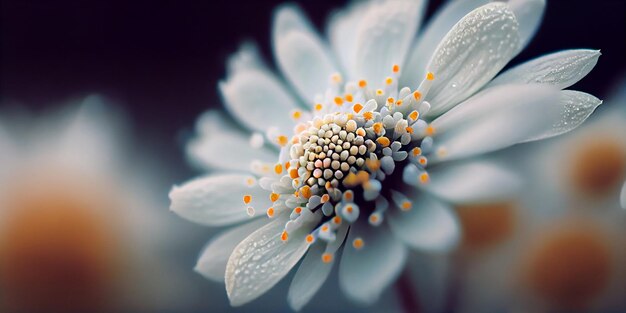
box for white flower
[170,0,602,309]
[0,96,195,312]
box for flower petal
[273,6,338,104]
[401,0,490,88]
[169,174,270,226]
[430,84,561,162]
[287,244,332,311]
[195,218,268,282]
[326,1,370,78]
[186,110,278,171]
[388,193,460,252]
[619,181,626,210]
[225,214,317,306]
[488,49,601,89]
[339,222,407,305]
[0,122,16,178]
[424,161,521,203]
[273,3,315,40]
[220,66,299,134]
[508,0,545,51]
[522,90,603,142]
[425,2,521,117]
[353,0,425,86]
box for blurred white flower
[0,96,194,313]
[171,0,602,310]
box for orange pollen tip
[376,137,391,147]
[365,159,381,171]
[358,80,367,88]
[334,97,344,106]
[345,94,353,102]
[315,103,323,111]
[300,186,312,199]
[373,122,383,133]
[353,103,363,113]
[281,231,289,242]
[333,216,342,224]
[270,192,280,202]
[356,128,366,137]
[420,173,430,183]
[426,125,435,136]
[346,206,353,213]
[426,72,435,81]
[322,225,329,232]
[385,77,393,85]
[396,100,403,106]
[246,178,255,186]
[409,110,419,120]
[292,110,302,119]
[387,97,395,104]
[419,157,427,165]
[305,234,315,243]
[284,161,291,170]
[277,135,288,146]
[376,89,384,96]
[266,207,275,217]
[363,112,374,120]
[321,194,330,203]
[352,238,364,249]
[369,214,379,223]
[406,127,414,134]
[294,207,302,214]
[413,91,422,100]
[402,201,412,210]
[274,164,283,174]
[289,168,299,179]
[322,253,333,263]
[412,147,422,156]
[392,64,400,73]
[243,195,252,204]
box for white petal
[326,1,370,78]
[424,161,521,203]
[401,0,490,88]
[226,41,267,76]
[425,2,521,117]
[388,193,460,252]
[522,90,603,142]
[353,0,425,86]
[619,181,626,210]
[273,7,338,104]
[488,49,601,89]
[225,214,316,306]
[169,174,270,226]
[195,218,268,282]
[431,84,561,161]
[220,68,298,134]
[287,243,333,311]
[273,3,315,40]
[508,0,545,51]
[186,110,277,171]
[339,222,407,305]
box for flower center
[245,66,440,262]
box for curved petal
[225,214,317,306]
[186,110,278,171]
[522,90,602,142]
[430,84,561,162]
[226,41,267,76]
[353,0,425,86]
[220,67,298,134]
[487,49,601,89]
[287,243,333,311]
[273,6,338,105]
[425,2,521,117]
[169,174,270,226]
[424,161,521,203]
[401,0,489,88]
[195,218,268,282]
[326,1,370,78]
[508,0,545,51]
[339,222,407,305]
[620,181,626,210]
[273,3,315,40]
[388,193,460,252]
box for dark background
[1,0,625,181]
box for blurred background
[1,0,625,312]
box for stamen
[243,195,252,204]
[352,237,364,249]
[321,252,333,263]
